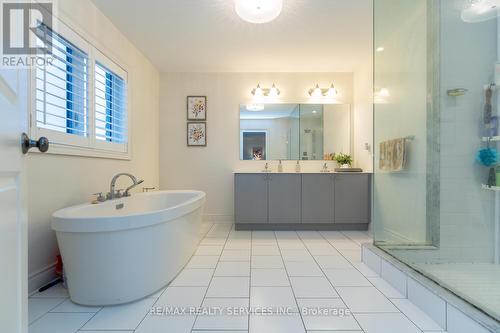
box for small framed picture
[187,122,207,146]
[187,96,207,120]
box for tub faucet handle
[93,192,106,203]
[143,187,156,192]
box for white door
[0,68,29,332]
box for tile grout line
[247,230,253,332]
[27,296,68,327]
[189,223,234,332]
[318,231,427,333]
[275,230,308,333]
[331,234,430,332]
[309,230,367,332]
[134,222,219,332]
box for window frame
[29,17,132,160]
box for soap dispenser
[295,160,301,173]
[278,160,283,173]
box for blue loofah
[476,147,499,167]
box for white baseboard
[203,214,234,224]
[28,262,57,295]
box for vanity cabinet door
[268,174,301,223]
[334,174,371,224]
[302,174,334,223]
[235,174,269,224]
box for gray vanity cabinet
[334,174,371,224]
[234,174,268,224]
[234,172,370,229]
[302,174,334,223]
[268,174,301,223]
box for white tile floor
[28,223,446,333]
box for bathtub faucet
[108,173,144,200]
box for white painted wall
[27,0,160,291]
[159,72,364,221]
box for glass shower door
[374,0,500,321]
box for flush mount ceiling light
[251,83,281,98]
[235,0,283,24]
[308,84,338,98]
[462,0,500,22]
[246,103,265,111]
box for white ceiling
[91,0,373,73]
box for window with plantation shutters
[94,62,127,144]
[35,23,89,143]
[31,17,130,158]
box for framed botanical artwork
[187,96,207,120]
[187,122,207,147]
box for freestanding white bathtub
[52,190,206,306]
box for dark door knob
[21,133,49,154]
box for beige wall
[27,0,160,291]
[159,72,372,221]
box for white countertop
[233,171,372,174]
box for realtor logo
[1,1,55,67]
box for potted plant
[334,153,353,169]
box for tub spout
[109,173,143,199]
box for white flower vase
[340,164,350,169]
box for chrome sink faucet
[108,173,144,200]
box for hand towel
[379,138,407,171]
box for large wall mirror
[239,104,351,161]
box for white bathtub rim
[51,190,206,233]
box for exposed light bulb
[268,83,280,98]
[253,84,264,98]
[376,46,385,52]
[235,0,283,24]
[326,84,338,98]
[312,84,322,98]
[461,0,500,22]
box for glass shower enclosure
[374,0,500,321]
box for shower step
[362,244,500,333]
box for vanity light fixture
[251,83,281,98]
[308,84,338,98]
[234,0,283,24]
